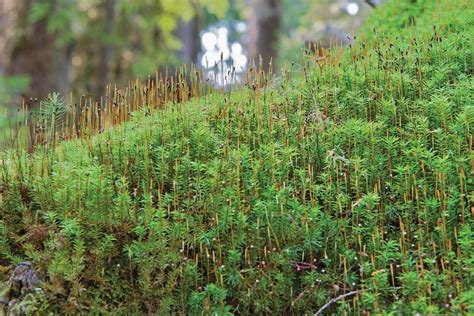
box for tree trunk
[6,0,71,101]
[94,0,116,99]
[247,0,281,71]
[0,0,18,74]
[178,16,201,66]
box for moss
[0,0,473,314]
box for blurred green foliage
[0,75,30,131]
[28,0,229,81]
[0,75,30,104]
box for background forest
[0,0,375,108]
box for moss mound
[1,0,472,314]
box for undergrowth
[1,0,473,314]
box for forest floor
[1,0,473,314]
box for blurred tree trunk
[248,0,281,71]
[178,16,200,66]
[6,0,72,101]
[95,0,116,99]
[0,0,17,75]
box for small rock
[2,262,42,315]
[8,262,41,297]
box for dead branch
[364,0,377,8]
[314,290,360,316]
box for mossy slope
[1,0,473,314]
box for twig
[290,261,318,271]
[314,290,360,316]
[291,289,307,306]
[364,0,377,8]
[314,287,402,315]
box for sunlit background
[198,0,381,86]
[0,0,382,116]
